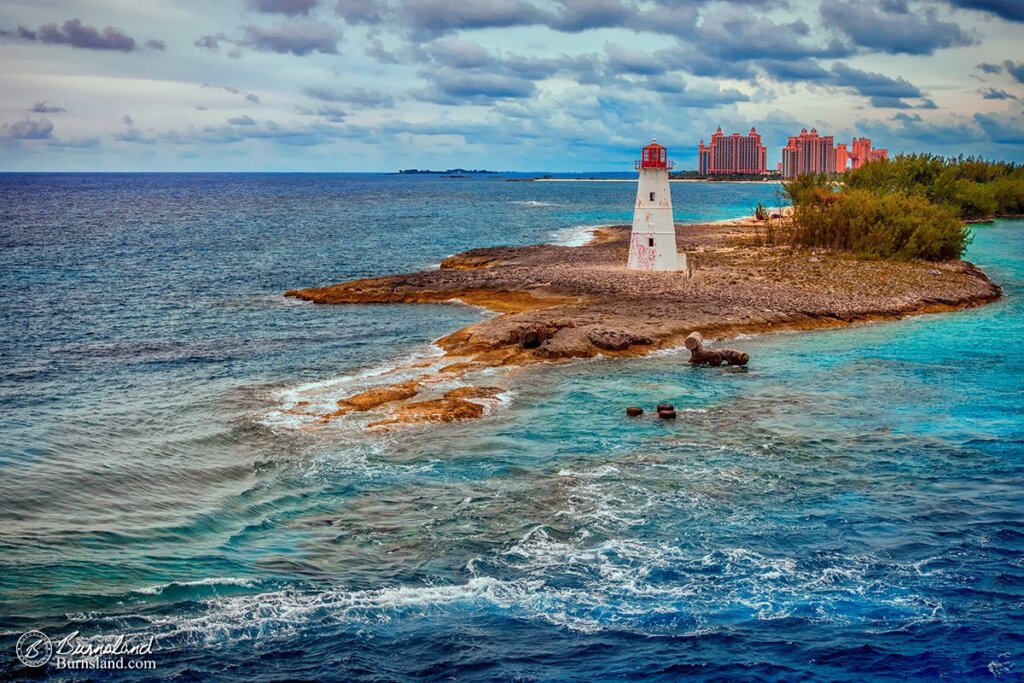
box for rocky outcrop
[288,217,1002,430]
[587,327,654,351]
[367,397,485,430]
[443,386,505,399]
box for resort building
[781,128,836,178]
[698,127,767,175]
[835,137,889,172]
[850,137,888,169]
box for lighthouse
[628,139,684,271]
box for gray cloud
[870,96,914,108]
[197,21,338,56]
[11,18,137,51]
[948,0,1024,22]
[980,87,1018,100]
[974,110,1024,143]
[549,0,634,33]
[332,0,703,41]
[249,0,319,15]
[978,62,1003,73]
[30,101,66,113]
[759,59,832,82]
[195,33,228,50]
[822,1,976,55]
[402,0,547,38]
[242,21,339,54]
[856,112,987,151]
[830,62,923,99]
[2,118,54,139]
[696,9,851,63]
[303,86,395,108]
[629,72,751,111]
[604,43,665,76]
[145,39,166,51]
[335,0,388,24]
[228,115,257,125]
[201,83,263,103]
[660,46,757,80]
[296,104,348,122]
[416,68,536,104]
[1005,60,1024,84]
[422,38,495,69]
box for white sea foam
[259,345,450,431]
[550,224,610,247]
[510,200,558,207]
[133,577,259,596]
[85,533,942,646]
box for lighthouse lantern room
[628,139,684,272]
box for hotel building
[781,128,836,178]
[850,137,887,169]
[698,127,768,175]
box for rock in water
[626,406,644,417]
[684,331,749,366]
[656,403,674,412]
[658,409,677,420]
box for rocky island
[285,217,1000,429]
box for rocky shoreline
[285,217,1001,429]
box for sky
[1,0,1022,172]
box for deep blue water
[1,174,1021,681]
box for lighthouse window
[648,238,655,247]
[649,192,655,201]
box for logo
[16,630,53,668]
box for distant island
[398,168,497,175]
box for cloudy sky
[1,0,1022,171]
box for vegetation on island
[761,155,1024,260]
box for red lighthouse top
[636,138,673,170]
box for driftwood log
[684,332,749,367]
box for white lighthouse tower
[628,139,684,271]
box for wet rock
[626,406,644,417]
[658,409,677,420]
[656,403,674,412]
[334,379,421,413]
[444,386,505,400]
[367,397,485,430]
[535,327,599,359]
[587,327,654,351]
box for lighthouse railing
[635,160,675,170]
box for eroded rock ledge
[285,220,1001,428]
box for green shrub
[784,179,970,260]
[782,154,1021,260]
[991,176,1024,215]
[845,154,1024,219]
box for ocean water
[0,173,1021,681]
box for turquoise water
[1,174,1021,680]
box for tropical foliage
[780,155,1023,260]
